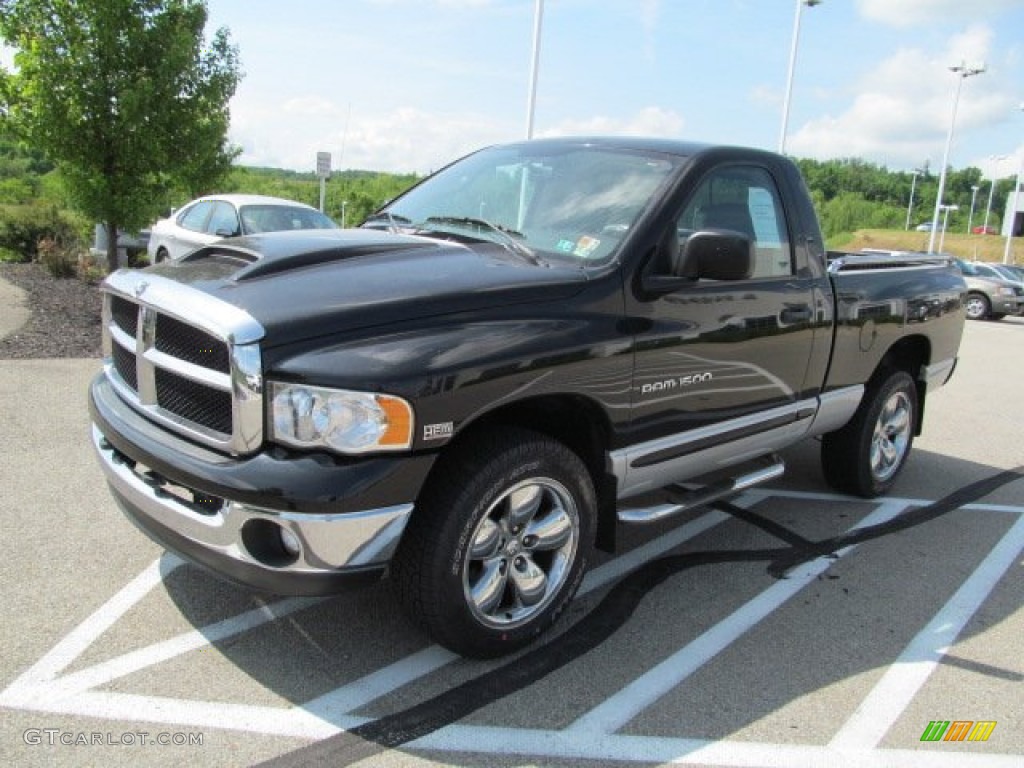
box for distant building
[1003,182,1024,238]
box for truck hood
[141,229,589,349]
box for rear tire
[821,369,917,498]
[391,428,595,658]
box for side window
[177,201,213,232]
[206,201,240,236]
[677,166,792,279]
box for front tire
[964,292,990,320]
[391,428,595,658]
[821,369,917,498]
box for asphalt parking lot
[1,317,1022,768]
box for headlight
[269,383,413,454]
[996,286,1014,297]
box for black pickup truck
[89,137,966,657]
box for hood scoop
[172,229,446,282]
[233,240,437,281]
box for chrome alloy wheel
[462,477,579,629]
[870,389,912,483]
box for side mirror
[673,230,754,281]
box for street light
[1004,104,1024,265]
[927,61,986,253]
[938,204,958,252]
[779,0,823,154]
[905,167,925,230]
[984,155,1008,234]
[967,184,980,233]
[525,0,544,139]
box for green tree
[0,0,241,270]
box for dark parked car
[91,137,967,657]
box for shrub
[0,202,87,262]
[76,251,107,284]
[36,236,78,278]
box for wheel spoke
[469,517,502,559]
[877,437,897,466]
[469,559,508,616]
[507,484,543,528]
[526,504,573,551]
[888,404,910,435]
[509,555,548,607]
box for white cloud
[231,99,511,174]
[787,25,1016,168]
[341,108,510,174]
[540,106,685,139]
[976,145,1024,181]
[857,0,1024,27]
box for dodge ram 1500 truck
[90,137,966,657]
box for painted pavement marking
[1,491,1021,766]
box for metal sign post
[316,151,332,213]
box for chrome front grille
[101,270,265,455]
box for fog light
[279,527,301,558]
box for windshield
[240,205,338,233]
[993,265,1022,283]
[364,144,681,266]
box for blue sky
[3,0,1011,179]
[202,0,1024,178]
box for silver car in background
[954,259,1024,321]
[147,194,338,262]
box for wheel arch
[429,394,619,553]
[873,334,931,436]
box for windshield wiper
[362,211,413,233]
[421,216,541,264]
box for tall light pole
[967,184,980,233]
[905,168,922,230]
[525,0,544,139]
[928,61,985,253]
[938,204,958,252]
[983,155,1007,234]
[779,0,823,154]
[982,180,995,233]
[1004,104,1024,264]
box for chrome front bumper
[91,425,413,594]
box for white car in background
[147,194,338,262]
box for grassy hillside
[833,229,1021,265]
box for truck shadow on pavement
[159,450,1024,767]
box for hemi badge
[423,422,454,441]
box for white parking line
[2,492,1021,768]
[830,510,1024,750]
[567,500,909,735]
[414,725,1024,767]
[0,500,732,735]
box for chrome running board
[617,454,786,524]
